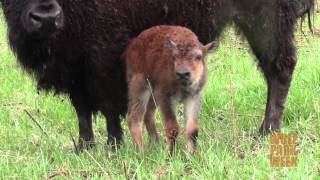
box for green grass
[0,12,319,179]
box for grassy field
[0,12,319,179]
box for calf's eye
[195,55,202,61]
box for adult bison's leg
[259,48,296,135]
[234,1,297,135]
[103,109,124,147]
[70,91,95,149]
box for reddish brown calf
[123,25,217,154]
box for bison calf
[123,25,218,154]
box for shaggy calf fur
[0,0,315,149]
[123,26,217,153]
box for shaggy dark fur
[0,0,314,146]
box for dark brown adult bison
[0,0,314,147]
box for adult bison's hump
[77,0,228,42]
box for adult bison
[0,0,314,147]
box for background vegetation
[0,10,319,179]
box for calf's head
[1,0,64,37]
[166,39,218,87]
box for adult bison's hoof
[78,138,96,151]
[259,120,281,136]
[107,136,122,150]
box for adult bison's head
[1,0,64,37]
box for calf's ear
[205,41,219,53]
[165,39,178,50]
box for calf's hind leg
[126,75,151,150]
[144,98,159,143]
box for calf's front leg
[184,95,201,154]
[159,97,179,155]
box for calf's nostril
[176,71,191,79]
[184,72,191,77]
